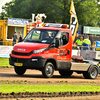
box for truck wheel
[83,66,98,79]
[59,70,73,77]
[14,66,26,75]
[42,62,54,78]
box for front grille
[12,50,33,56]
[11,57,30,62]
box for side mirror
[55,39,59,48]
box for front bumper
[9,56,46,69]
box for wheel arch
[83,64,99,79]
[45,58,57,70]
[88,64,99,73]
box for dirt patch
[0,80,100,86]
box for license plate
[14,62,23,66]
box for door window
[56,31,69,47]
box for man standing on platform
[83,36,91,50]
[75,36,83,50]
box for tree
[10,0,37,19]
[35,0,71,24]
[75,0,100,26]
[1,0,14,18]
[35,0,100,26]
[0,0,100,27]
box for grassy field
[0,58,11,67]
[0,85,100,93]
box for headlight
[33,48,47,54]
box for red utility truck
[9,23,100,79]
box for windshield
[23,29,58,44]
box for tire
[42,62,54,78]
[83,66,98,79]
[59,70,73,77]
[14,66,26,75]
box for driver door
[56,31,71,61]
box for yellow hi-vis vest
[76,39,83,46]
[83,39,91,45]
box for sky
[0,0,12,13]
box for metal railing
[72,45,97,51]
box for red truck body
[12,27,72,60]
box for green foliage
[34,0,71,24]
[75,0,99,26]
[0,0,100,26]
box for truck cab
[9,23,73,78]
[9,23,100,79]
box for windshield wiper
[31,40,42,43]
[24,39,42,43]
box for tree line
[0,0,100,27]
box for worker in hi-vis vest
[83,36,91,50]
[75,36,83,50]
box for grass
[0,85,100,93]
[0,58,11,67]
